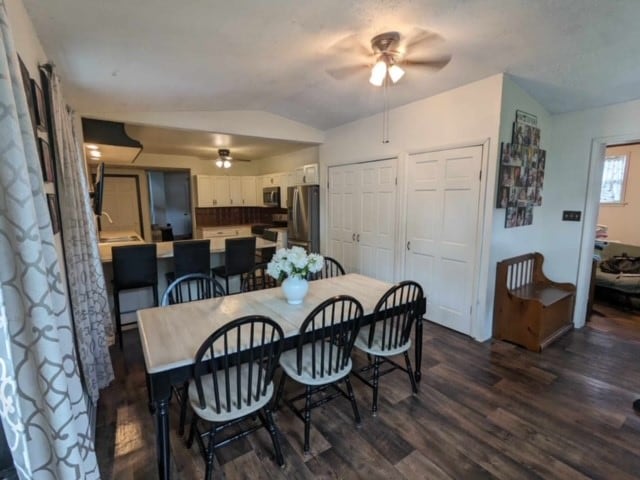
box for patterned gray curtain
[0,3,100,478]
[47,67,114,404]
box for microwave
[262,186,281,207]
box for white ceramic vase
[282,276,309,305]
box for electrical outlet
[562,210,581,221]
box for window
[600,154,628,203]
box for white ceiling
[22,0,640,132]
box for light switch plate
[562,210,581,221]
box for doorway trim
[576,132,640,328]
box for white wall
[258,146,319,175]
[485,76,554,337]
[597,144,640,245]
[551,98,640,328]
[320,74,504,341]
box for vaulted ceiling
[22,0,640,131]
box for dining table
[137,273,426,480]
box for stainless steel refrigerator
[287,185,319,253]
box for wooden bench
[493,252,576,352]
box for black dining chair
[275,295,363,454]
[256,230,278,265]
[211,236,256,294]
[112,243,158,349]
[185,316,285,480]
[241,264,278,292]
[352,281,424,415]
[308,256,345,281]
[160,273,227,435]
[165,239,211,284]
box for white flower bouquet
[266,246,324,282]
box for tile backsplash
[195,207,287,227]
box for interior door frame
[575,131,640,328]
[401,139,491,339]
[103,174,144,239]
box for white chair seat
[279,341,352,386]
[354,325,412,357]
[188,363,273,423]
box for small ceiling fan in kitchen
[214,149,250,169]
[326,28,452,142]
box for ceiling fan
[327,28,452,86]
[214,148,250,169]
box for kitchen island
[99,232,276,326]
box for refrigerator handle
[292,188,299,238]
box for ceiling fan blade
[403,54,452,71]
[328,33,371,58]
[326,64,369,80]
[402,28,445,52]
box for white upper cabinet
[212,176,231,206]
[229,177,243,206]
[292,163,319,185]
[195,175,215,207]
[241,176,257,206]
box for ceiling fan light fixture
[215,159,224,168]
[369,59,387,86]
[223,159,231,168]
[388,64,405,83]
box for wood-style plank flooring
[95,305,640,479]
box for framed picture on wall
[31,79,48,131]
[37,138,54,183]
[18,55,37,134]
[46,194,60,234]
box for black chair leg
[225,277,229,296]
[264,407,285,467]
[371,356,381,416]
[344,375,361,425]
[274,373,287,411]
[303,385,312,454]
[113,290,123,350]
[404,352,418,394]
[204,430,216,480]
[152,284,159,307]
[178,381,189,436]
[186,415,198,449]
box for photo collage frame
[497,110,547,228]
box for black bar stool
[112,243,158,349]
[165,239,211,284]
[211,236,256,294]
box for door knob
[356,234,360,242]
[352,233,356,241]
[407,241,411,250]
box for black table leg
[155,398,171,480]
[634,399,640,413]
[414,316,423,383]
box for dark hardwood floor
[95,307,640,479]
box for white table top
[99,237,276,263]
[137,273,392,374]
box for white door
[328,164,359,273]
[101,175,142,236]
[328,159,397,281]
[357,160,396,282]
[164,172,192,238]
[405,146,482,335]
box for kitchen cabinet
[195,175,257,207]
[229,177,243,206]
[241,176,257,206]
[195,175,215,207]
[292,163,319,185]
[212,176,230,206]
